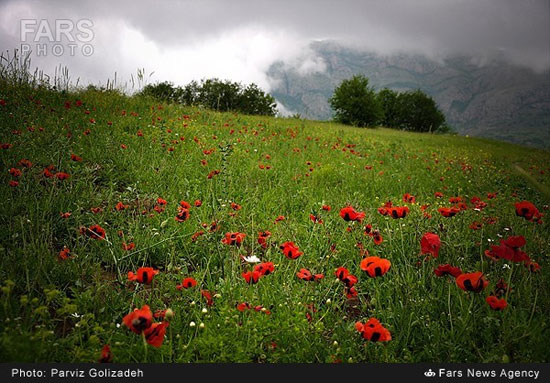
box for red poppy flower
[434,264,462,278]
[222,232,246,246]
[355,318,391,342]
[120,242,134,251]
[58,247,71,260]
[99,344,112,363]
[280,241,303,259]
[55,172,70,180]
[377,201,393,216]
[9,180,18,187]
[87,224,106,240]
[127,267,159,285]
[360,256,391,278]
[70,153,82,161]
[201,290,214,306]
[456,272,488,292]
[403,193,416,203]
[309,214,323,224]
[322,205,331,211]
[191,231,204,241]
[231,202,242,211]
[194,199,202,207]
[177,277,197,290]
[175,207,190,222]
[275,215,285,223]
[18,159,32,168]
[296,268,324,282]
[60,212,71,219]
[242,270,261,284]
[9,168,22,177]
[144,321,169,347]
[420,232,441,258]
[237,302,252,311]
[345,286,358,299]
[115,201,129,211]
[449,196,462,204]
[525,260,541,273]
[254,262,275,276]
[343,273,359,288]
[372,230,383,245]
[469,221,483,230]
[339,206,365,222]
[122,305,153,334]
[156,198,167,206]
[484,236,530,263]
[207,169,220,179]
[257,231,271,249]
[335,267,349,280]
[438,207,460,217]
[434,192,444,198]
[486,296,507,311]
[515,200,543,223]
[388,206,409,219]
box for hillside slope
[268,41,550,148]
[1,82,549,362]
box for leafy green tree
[377,88,400,128]
[178,80,199,106]
[395,90,446,132]
[237,83,277,116]
[139,81,177,103]
[138,78,276,116]
[198,78,241,112]
[329,75,383,127]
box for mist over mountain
[268,41,550,148]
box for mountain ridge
[268,41,550,148]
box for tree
[137,78,276,116]
[329,75,383,127]
[139,81,177,103]
[237,83,277,116]
[394,90,446,132]
[377,88,400,128]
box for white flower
[189,321,196,327]
[243,255,261,263]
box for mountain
[267,41,550,148]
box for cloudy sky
[0,0,548,91]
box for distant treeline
[330,75,451,133]
[138,79,277,116]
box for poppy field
[1,80,549,363]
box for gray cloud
[0,0,548,92]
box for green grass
[1,81,549,363]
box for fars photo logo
[19,19,94,57]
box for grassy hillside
[1,81,549,363]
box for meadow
[1,78,549,363]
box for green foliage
[331,76,450,133]
[377,88,400,128]
[394,90,447,133]
[140,81,178,103]
[1,69,549,363]
[329,75,383,127]
[138,79,277,116]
